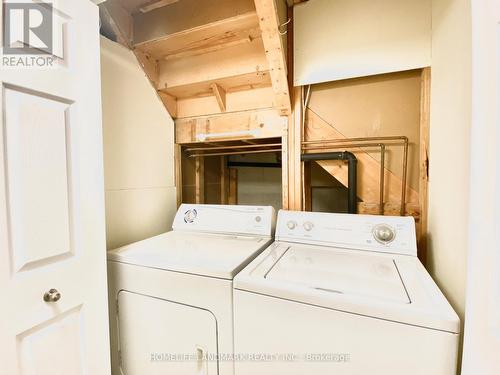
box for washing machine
[233,210,460,375]
[107,204,275,375]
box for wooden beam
[195,157,205,203]
[228,169,238,204]
[175,109,286,144]
[135,12,260,60]
[158,92,178,119]
[174,145,183,207]
[358,202,420,218]
[220,156,229,204]
[134,49,159,85]
[210,83,227,112]
[254,0,292,115]
[139,0,180,13]
[418,67,431,264]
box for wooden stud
[220,156,229,204]
[303,161,312,211]
[286,86,303,210]
[210,83,227,112]
[139,0,180,13]
[418,67,431,264]
[254,0,292,115]
[174,145,183,207]
[228,169,238,204]
[281,124,289,209]
[195,157,205,203]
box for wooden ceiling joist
[134,12,261,60]
[254,0,292,115]
[160,71,271,99]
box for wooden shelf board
[159,71,271,99]
[134,11,261,60]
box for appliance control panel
[276,210,417,256]
[172,204,276,236]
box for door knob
[43,288,61,302]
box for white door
[118,291,218,375]
[0,1,111,374]
[461,0,500,373]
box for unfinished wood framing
[220,157,229,204]
[102,1,431,241]
[254,0,292,115]
[210,83,227,112]
[285,86,303,210]
[102,0,292,119]
[418,67,431,262]
[228,169,238,204]
[174,144,183,207]
[195,157,205,203]
[175,109,287,144]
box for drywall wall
[294,0,431,85]
[307,70,422,193]
[427,0,472,353]
[100,37,177,250]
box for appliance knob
[184,209,197,223]
[303,221,314,231]
[372,224,396,244]
[287,220,297,230]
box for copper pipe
[303,136,409,216]
[188,148,282,158]
[303,136,408,144]
[379,144,385,215]
[185,143,282,152]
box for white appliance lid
[235,242,460,333]
[172,204,275,236]
[107,231,272,279]
[264,244,410,304]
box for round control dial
[287,220,298,230]
[303,221,314,231]
[372,224,396,244]
[184,209,197,223]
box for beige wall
[100,37,177,250]
[427,0,472,339]
[294,0,431,85]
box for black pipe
[301,152,358,214]
[227,162,282,168]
